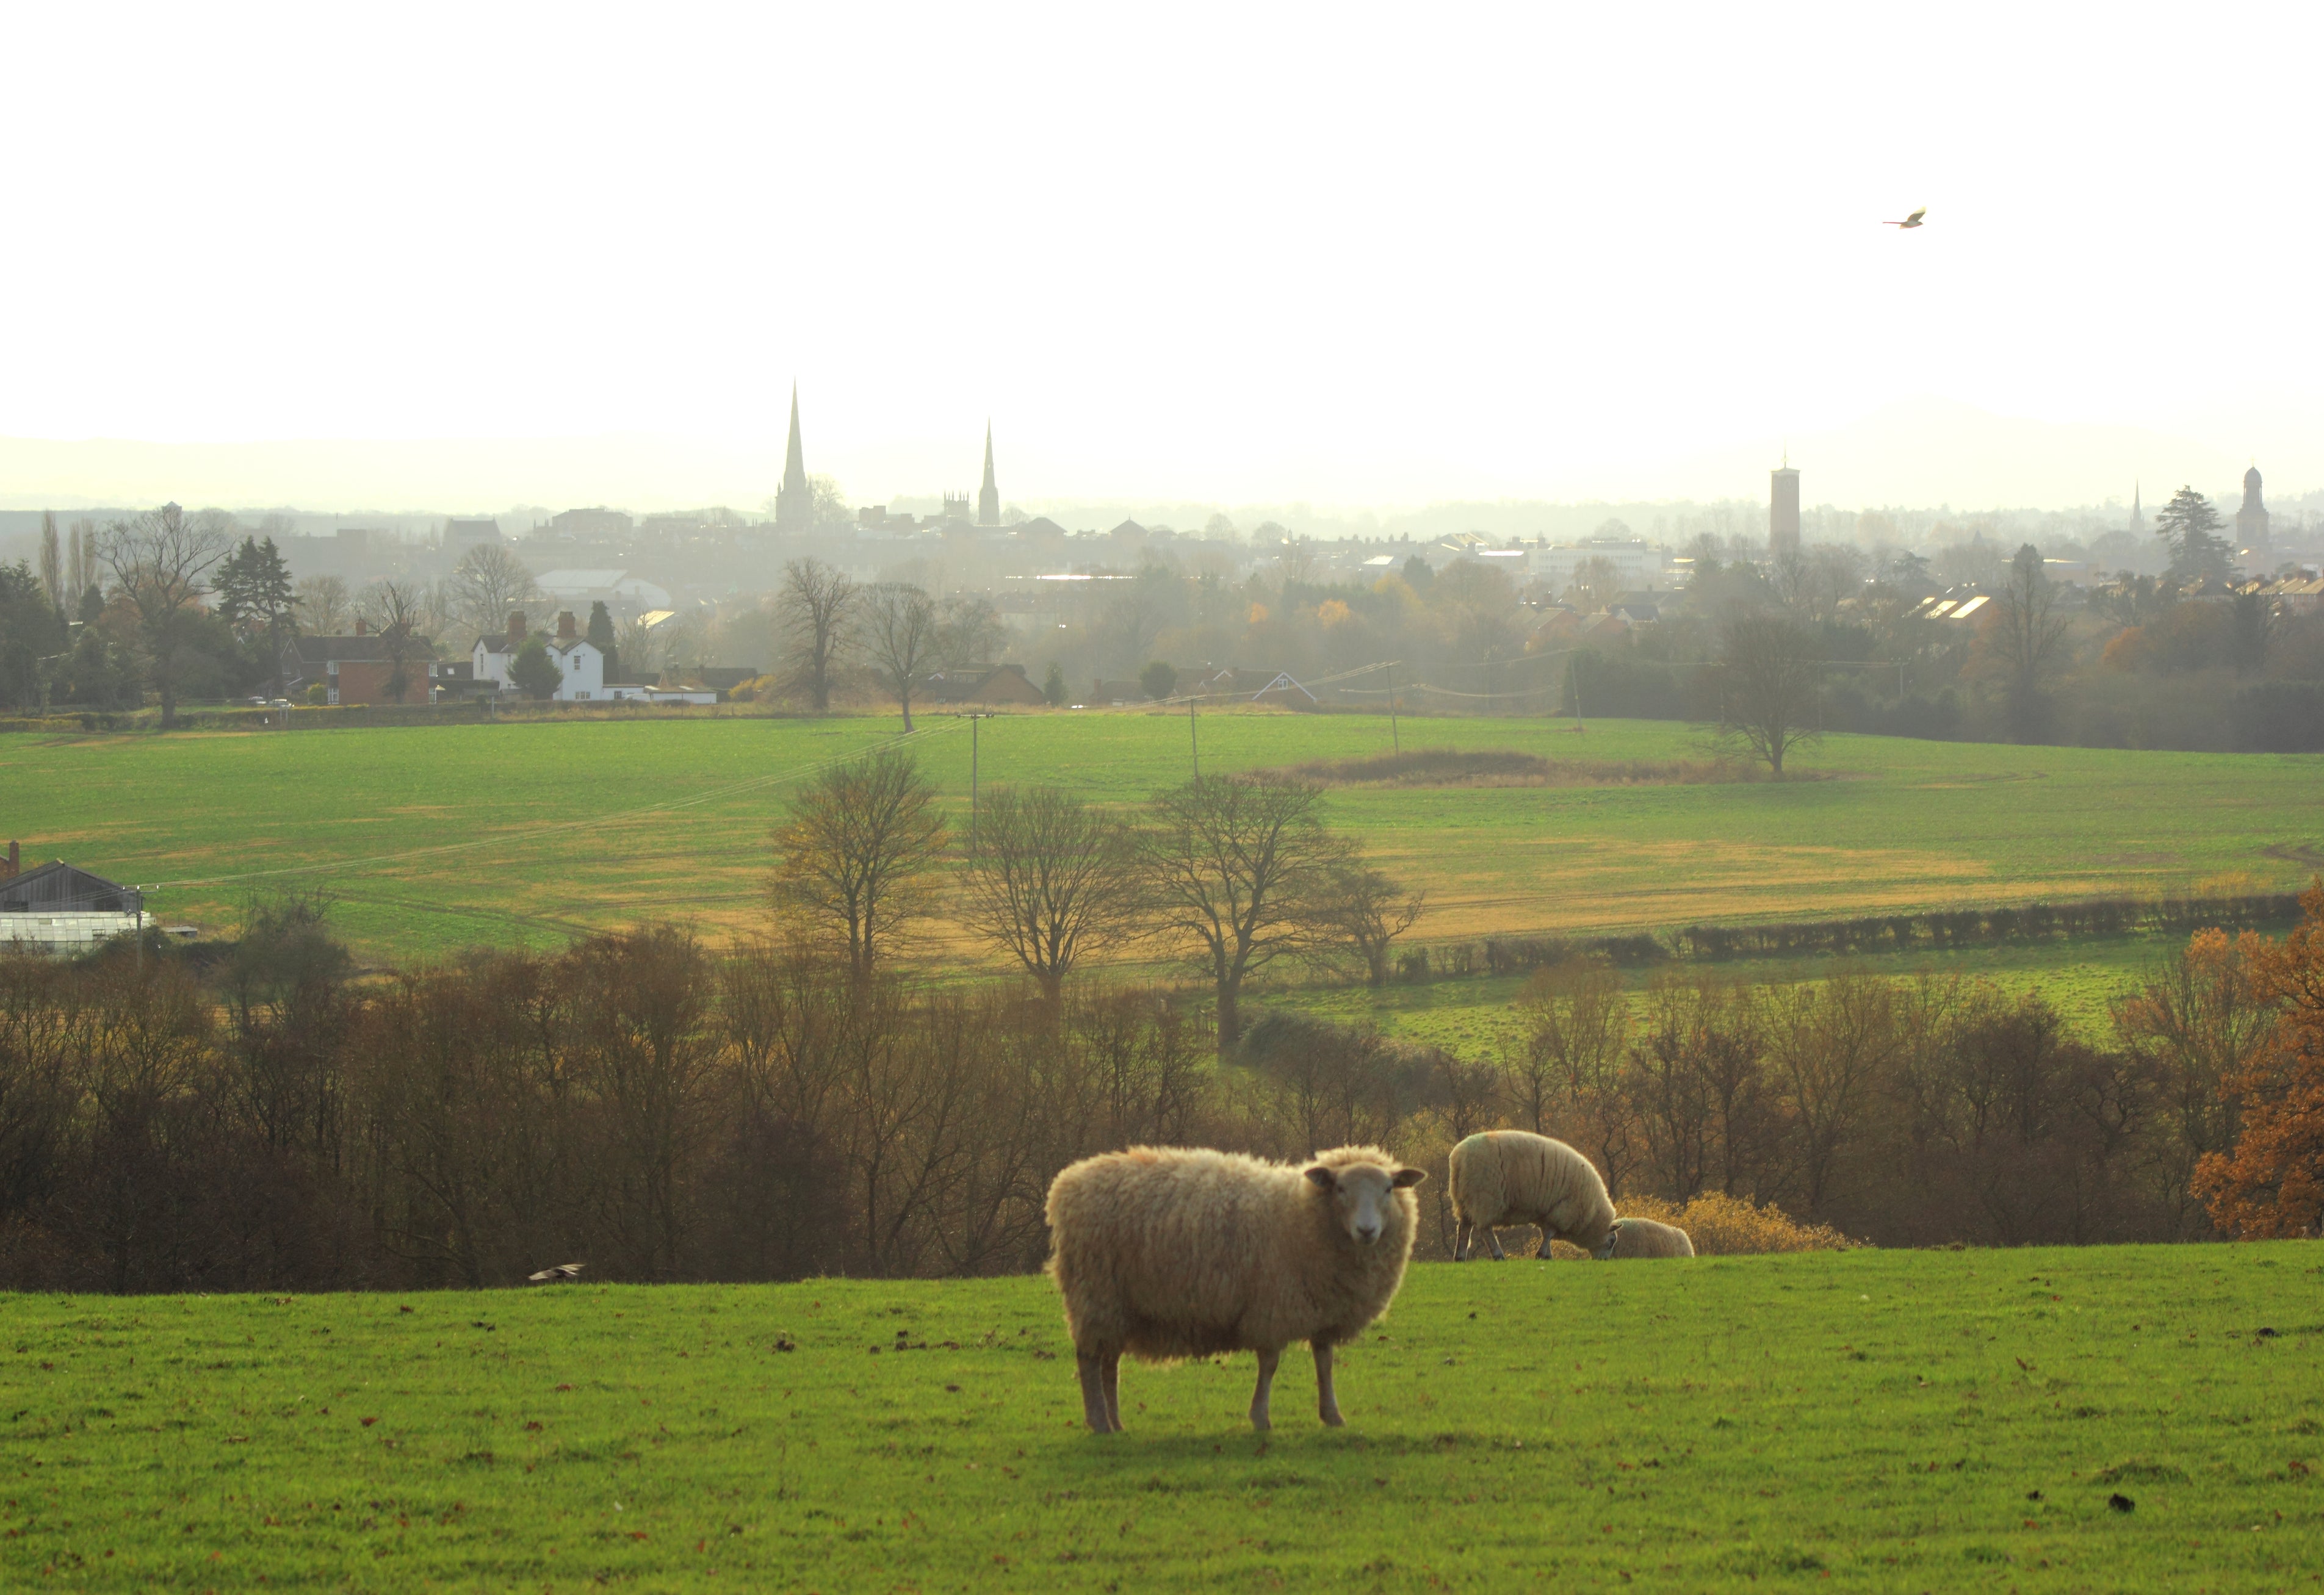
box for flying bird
[1885,207,1927,229]
[528,1262,585,1283]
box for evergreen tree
[510,635,560,699]
[586,600,619,682]
[214,535,298,694]
[1042,661,1066,705]
[2154,486,2233,584]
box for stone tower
[1769,463,1801,558]
[776,384,812,535]
[2236,464,2270,564]
[2129,481,2145,536]
[977,423,1000,527]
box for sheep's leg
[1486,1227,1507,1261]
[1312,1341,1343,1427]
[1100,1352,1124,1433]
[1249,1347,1280,1431]
[1453,1219,1472,1261]
[1536,1224,1557,1259]
[1076,1352,1113,1435]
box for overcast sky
[5,3,2317,512]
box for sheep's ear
[1391,1167,1427,1189]
[1304,1165,1336,1190]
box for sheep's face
[1306,1162,1426,1245]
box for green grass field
[4,1247,2319,1590]
[2,711,2320,967]
[1271,932,2181,1050]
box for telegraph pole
[1386,661,1399,752]
[1189,693,1200,779]
[965,711,995,849]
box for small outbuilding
[0,855,145,952]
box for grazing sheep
[1448,1130,1617,1262]
[1044,1144,1427,1434]
[1606,1215,1694,1258]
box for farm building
[0,851,145,952]
[925,663,1047,706]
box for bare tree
[449,544,538,638]
[771,748,948,980]
[1315,861,1423,987]
[1714,615,1823,776]
[1974,544,2069,742]
[775,558,859,711]
[1764,970,1900,1215]
[861,583,939,730]
[1568,554,1622,611]
[933,593,1006,674]
[97,502,233,727]
[358,579,434,700]
[961,786,1144,1001]
[295,574,352,635]
[1142,776,1345,1054]
[1512,957,1634,1192]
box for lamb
[1605,1215,1695,1258]
[1044,1143,1427,1434]
[1447,1129,1617,1261]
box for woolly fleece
[1447,1129,1617,1259]
[1045,1144,1423,1363]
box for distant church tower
[977,423,1000,528]
[1769,461,1801,558]
[2128,481,2145,536]
[2237,464,2270,564]
[776,384,812,535]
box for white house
[471,610,606,700]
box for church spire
[777,384,811,534]
[977,422,1000,527]
[2129,480,2144,535]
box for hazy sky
[6,4,2319,511]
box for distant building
[2237,465,2271,564]
[978,423,1001,527]
[1,857,145,952]
[925,663,1047,706]
[533,569,671,611]
[1770,464,1801,558]
[1529,538,1662,589]
[444,517,501,545]
[548,507,633,538]
[280,622,429,705]
[776,385,812,535]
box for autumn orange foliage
[2193,879,2324,1237]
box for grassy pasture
[3,1246,2319,1590]
[1,711,2320,965]
[1271,933,2179,1051]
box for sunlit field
[2,710,2319,966]
[3,1247,2317,1590]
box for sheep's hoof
[1320,1411,1345,1428]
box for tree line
[1,837,2317,1291]
[773,752,1420,1051]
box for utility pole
[1386,660,1399,752]
[1571,652,1585,732]
[1189,693,1200,779]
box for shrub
[1612,1192,1862,1255]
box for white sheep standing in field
[1448,1130,1617,1261]
[1605,1215,1695,1258]
[1044,1143,1427,1434]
